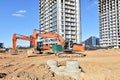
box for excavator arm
[37,32,64,45]
[12,34,34,49]
[32,29,64,46]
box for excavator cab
[64,40,85,52]
[37,42,51,51]
[64,40,73,50]
[37,42,43,51]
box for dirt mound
[5,71,38,80]
[4,64,73,80]
[0,49,120,80]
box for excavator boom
[32,29,64,47]
[12,34,34,49]
[38,32,64,45]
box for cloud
[12,10,27,17]
[87,0,98,10]
[12,13,24,17]
[17,10,27,14]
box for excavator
[31,29,64,49]
[10,30,65,55]
[12,34,35,50]
[32,29,85,52]
[9,33,36,55]
[11,29,85,55]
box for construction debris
[47,60,81,80]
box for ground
[0,49,120,80]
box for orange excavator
[32,29,85,51]
[72,44,85,51]
[10,33,36,55]
[12,33,35,50]
[12,29,64,51]
[11,29,85,55]
[31,29,64,50]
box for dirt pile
[4,64,73,80]
[0,49,120,80]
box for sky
[0,0,98,48]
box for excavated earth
[0,49,120,80]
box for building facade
[99,0,120,48]
[39,0,81,45]
[0,43,4,48]
[84,36,100,48]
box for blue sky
[81,0,99,41]
[0,0,98,47]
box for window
[62,34,64,37]
[62,21,64,24]
[62,29,64,32]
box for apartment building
[84,36,100,48]
[39,0,81,45]
[98,0,120,48]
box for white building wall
[76,0,81,43]
[39,0,81,45]
[99,0,120,48]
[57,0,62,36]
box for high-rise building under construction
[39,0,81,44]
[99,0,120,48]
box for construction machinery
[11,29,85,55]
[0,43,7,52]
[32,29,85,52]
[10,33,36,55]
[72,44,85,51]
[31,29,64,50]
[10,30,65,55]
[12,33,35,50]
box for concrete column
[57,0,62,35]
[76,0,81,44]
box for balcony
[71,19,75,22]
[71,28,76,30]
[65,18,71,21]
[70,0,75,2]
[49,28,53,32]
[70,11,75,14]
[71,32,76,34]
[65,2,70,5]
[71,23,75,26]
[65,14,70,18]
[70,15,75,17]
[70,7,75,10]
[65,10,70,13]
[71,36,76,39]
[66,27,71,30]
[66,36,71,38]
[66,31,71,34]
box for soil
[0,48,120,80]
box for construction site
[0,0,120,80]
[0,28,120,80]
